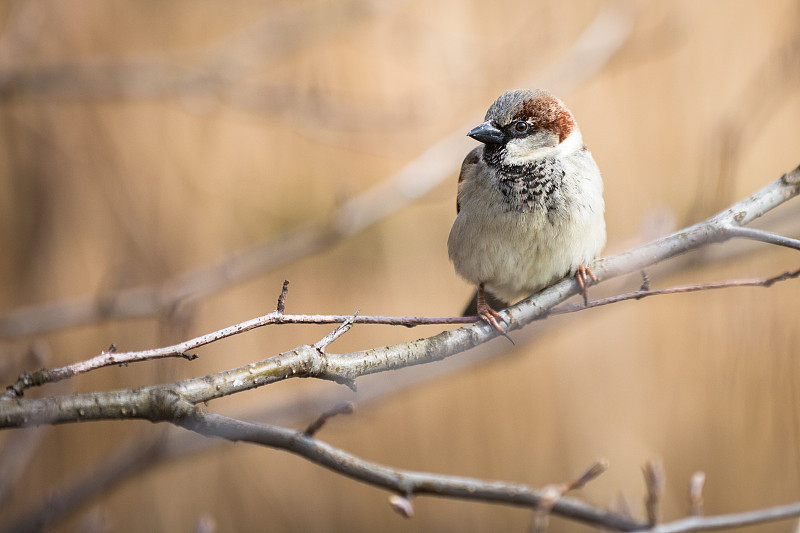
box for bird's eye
[514,121,529,133]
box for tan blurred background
[1,0,799,531]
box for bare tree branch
[723,226,800,250]
[7,265,798,397]
[3,165,799,403]
[551,267,800,315]
[5,265,799,402]
[0,168,798,532]
[1,305,480,397]
[644,501,800,533]
[161,397,649,531]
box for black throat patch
[482,145,565,214]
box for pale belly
[448,206,606,303]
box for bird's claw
[478,305,505,332]
[476,283,514,344]
[575,264,597,306]
[477,304,514,345]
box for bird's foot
[575,264,597,306]
[476,284,514,345]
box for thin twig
[644,459,665,526]
[723,226,800,250]
[689,472,706,517]
[552,267,800,315]
[276,280,289,314]
[302,402,356,437]
[313,313,358,353]
[532,460,609,533]
[568,460,610,491]
[646,501,800,533]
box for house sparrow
[447,89,606,333]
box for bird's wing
[457,146,482,214]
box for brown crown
[516,95,575,143]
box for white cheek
[502,137,558,165]
[501,129,585,165]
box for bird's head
[468,89,580,166]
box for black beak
[467,121,505,145]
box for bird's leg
[476,284,513,344]
[575,264,597,306]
